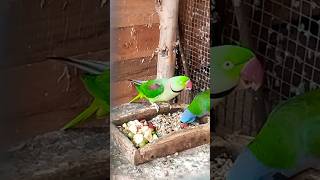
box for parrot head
[239,57,264,91]
[180,109,196,123]
[212,45,264,95]
[170,76,192,92]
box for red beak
[240,57,264,91]
[186,80,192,90]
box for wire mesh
[223,0,320,106]
[214,0,320,135]
[177,0,210,103]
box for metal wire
[178,0,210,103]
[223,0,320,107]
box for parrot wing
[188,90,210,116]
[136,79,165,99]
[248,89,320,169]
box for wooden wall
[111,0,160,106]
[0,0,109,145]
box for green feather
[62,99,99,130]
[136,79,165,98]
[129,76,190,103]
[188,90,210,116]
[248,89,320,169]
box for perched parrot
[180,89,210,124]
[211,45,264,107]
[227,89,320,180]
[129,76,192,112]
[47,57,110,130]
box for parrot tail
[128,93,142,103]
[61,99,99,130]
[47,56,109,75]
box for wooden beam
[155,0,180,78]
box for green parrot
[47,57,110,130]
[211,45,264,107]
[129,76,192,112]
[180,89,210,124]
[227,89,320,180]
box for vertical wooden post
[155,0,180,79]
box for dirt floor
[0,128,109,180]
[110,140,210,180]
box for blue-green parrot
[227,89,320,180]
[211,45,264,107]
[180,89,210,124]
[129,76,192,112]
[47,57,109,130]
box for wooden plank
[2,0,109,69]
[114,56,157,82]
[225,93,236,132]
[234,90,245,133]
[111,103,185,125]
[114,0,159,27]
[116,24,159,61]
[111,123,138,165]
[138,124,209,165]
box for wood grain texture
[112,1,160,106]
[2,0,109,69]
[116,25,159,61]
[114,0,159,28]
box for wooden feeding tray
[110,103,210,165]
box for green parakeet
[180,89,210,123]
[211,45,264,107]
[47,57,110,130]
[129,76,192,111]
[227,89,320,180]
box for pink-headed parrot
[129,76,192,112]
[180,89,210,124]
[227,89,320,180]
[211,45,264,107]
[47,57,109,130]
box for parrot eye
[223,61,234,70]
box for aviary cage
[110,0,210,178]
[213,0,320,136]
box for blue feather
[180,109,196,123]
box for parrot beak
[240,57,264,91]
[186,80,192,90]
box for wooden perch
[0,128,109,180]
[155,0,180,78]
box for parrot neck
[170,84,183,93]
[211,85,237,99]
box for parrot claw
[151,102,160,113]
[57,65,71,92]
